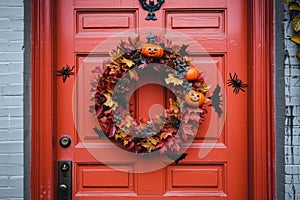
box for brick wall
[282,1,300,199]
[0,0,24,199]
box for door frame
[30,0,275,199]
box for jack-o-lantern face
[141,44,164,58]
[184,90,205,107]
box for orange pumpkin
[141,44,164,58]
[185,66,200,81]
[184,90,205,107]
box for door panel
[76,164,135,192]
[55,0,247,199]
[165,10,225,35]
[166,165,225,194]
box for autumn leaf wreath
[90,33,210,164]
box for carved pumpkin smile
[184,90,205,107]
[190,92,201,103]
[190,96,200,103]
[141,44,164,58]
[148,47,157,54]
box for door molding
[30,0,275,199]
[248,1,275,199]
[31,0,55,198]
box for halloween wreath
[90,33,210,163]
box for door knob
[59,136,71,148]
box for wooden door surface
[55,0,248,199]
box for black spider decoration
[139,0,165,20]
[56,65,75,83]
[226,72,248,94]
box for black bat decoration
[166,153,188,165]
[209,84,223,117]
[139,0,165,20]
[178,44,189,56]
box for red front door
[55,0,248,199]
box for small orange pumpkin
[184,90,205,107]
[185,66,200,81]
[141,44,164,58]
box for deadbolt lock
[61,162,69,171]
[58,160,72,199]
[59,136,71,148]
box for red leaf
[159,145,167,154]
[189,112,200,123]
[108,125,116,137]
[135,145,142,153]
[127,141,135,150]
[95,106,103,117]
[181,124,195,136]
[166,137,174,147]
[155,140,165,149]
[181,130,188,140]
[172,142,180,152]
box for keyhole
[61,163,69,171]
[59,136,71,148]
